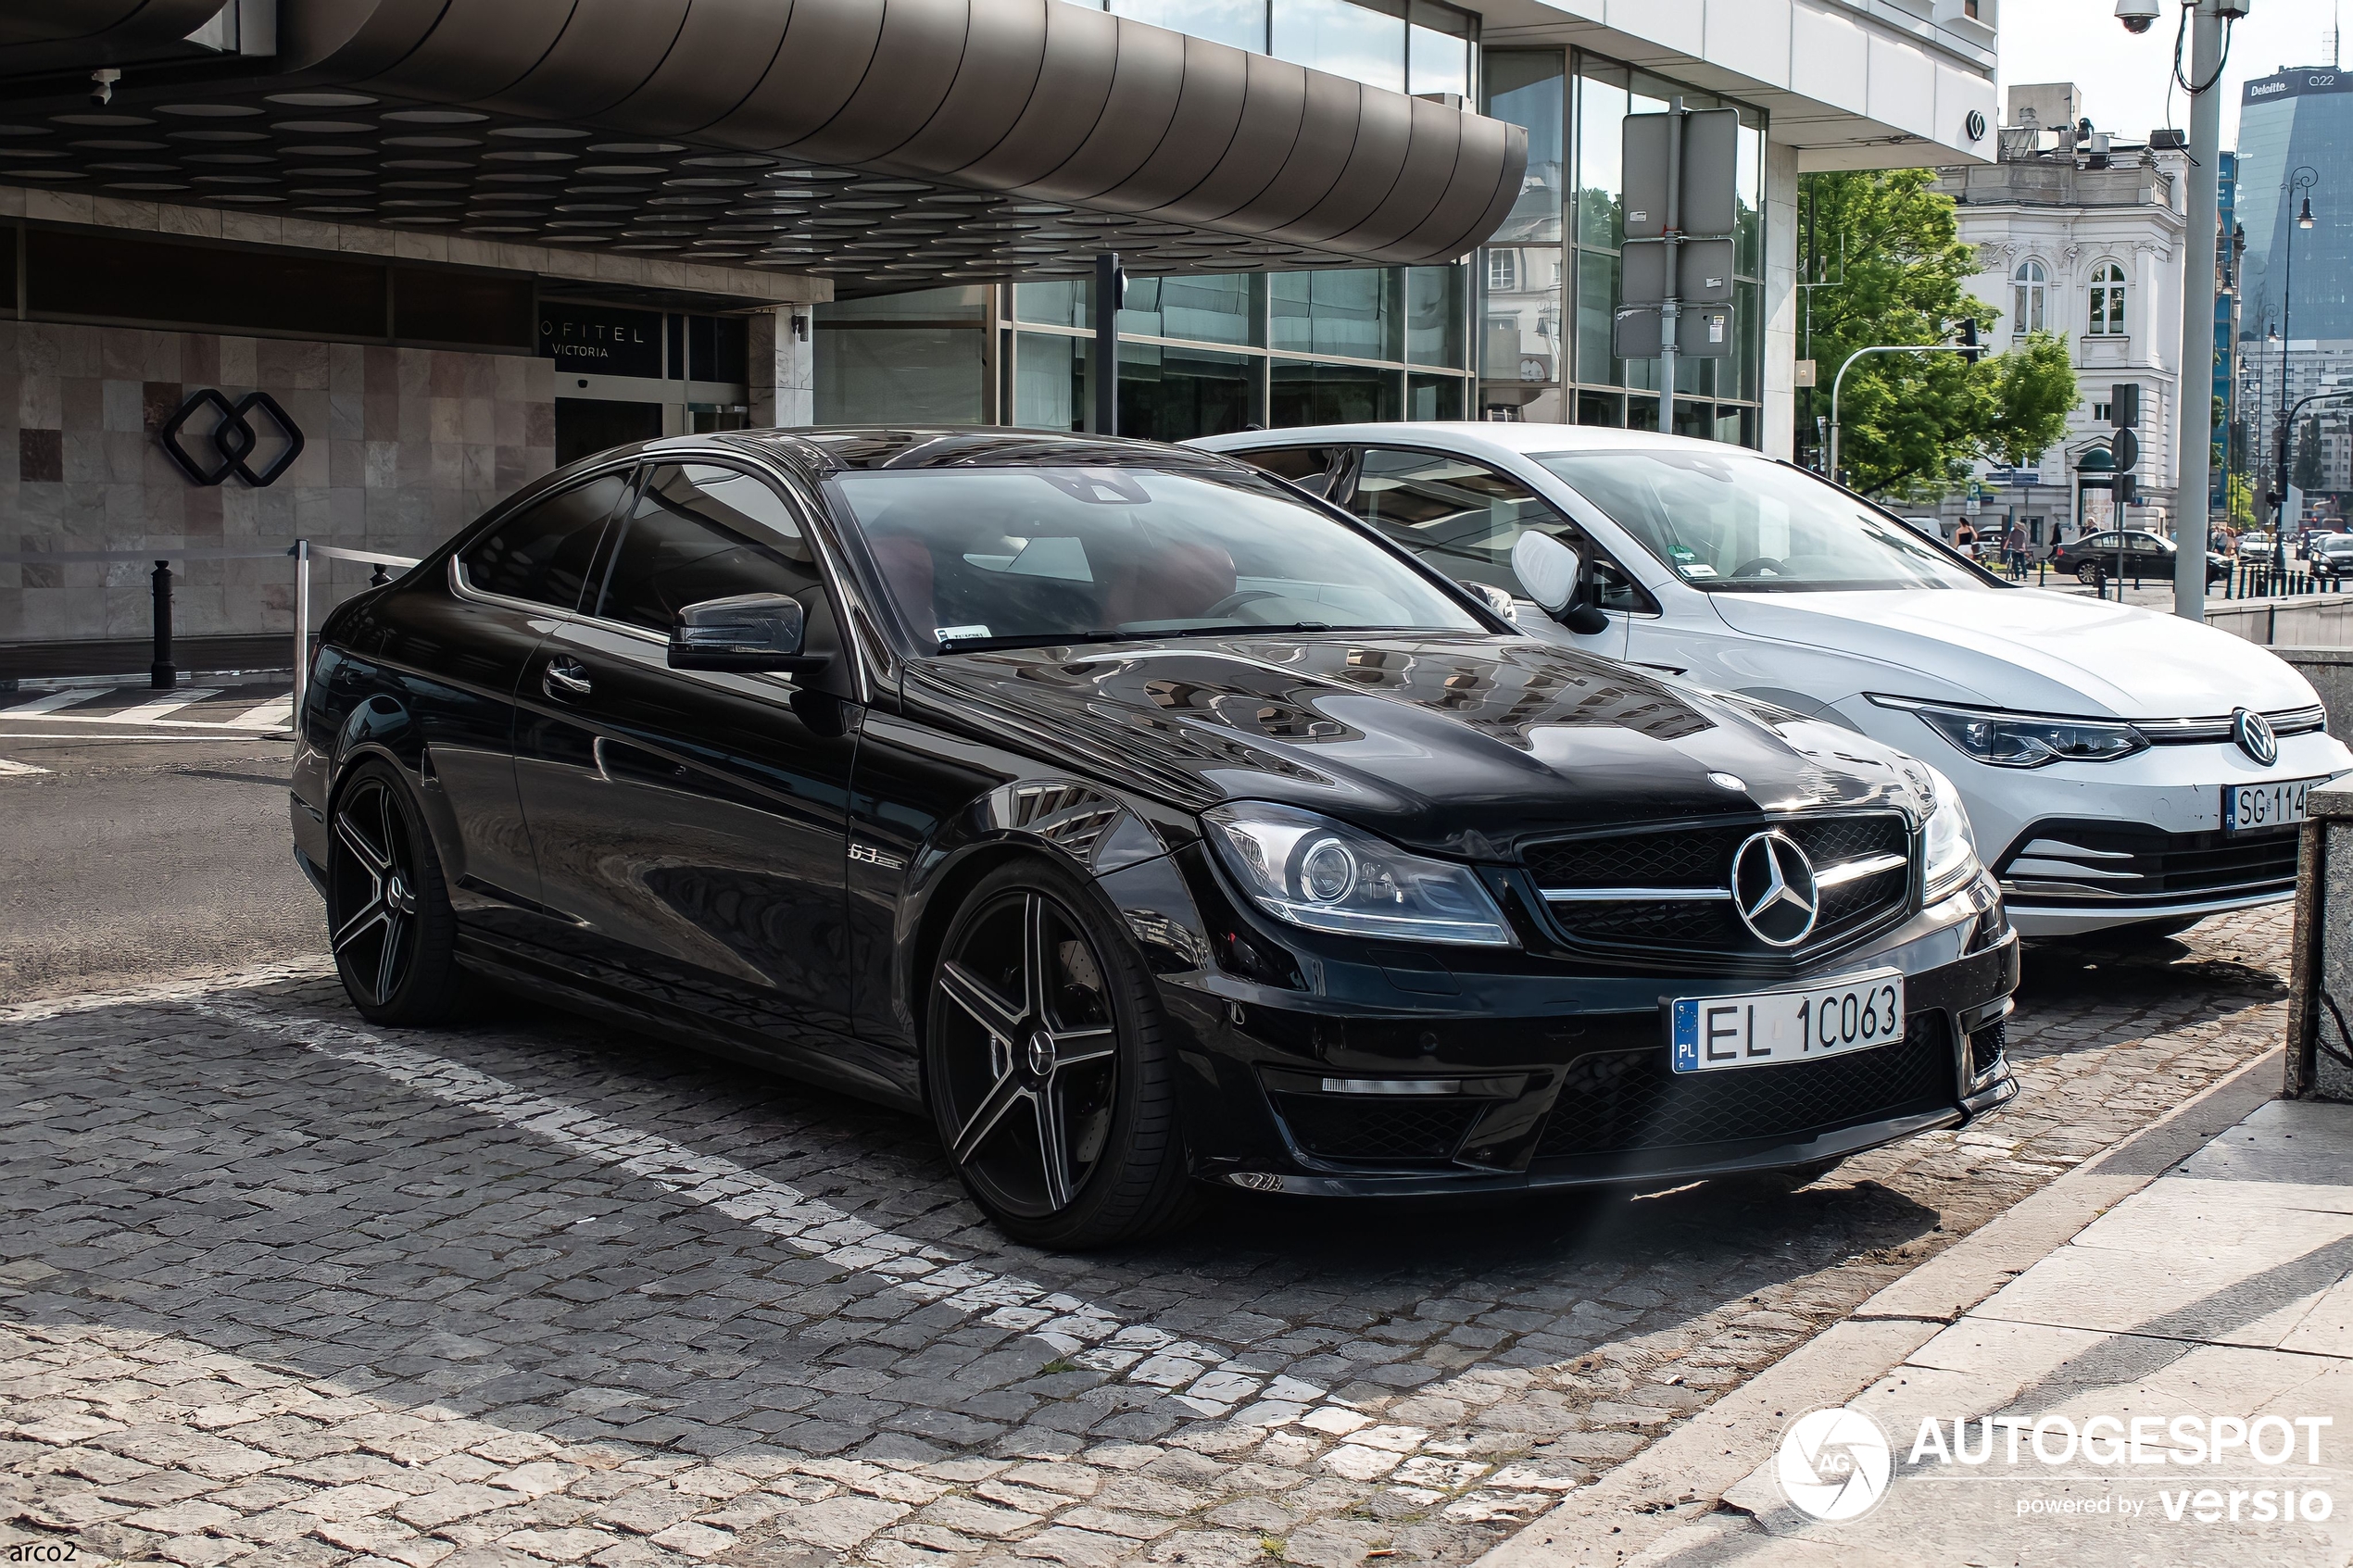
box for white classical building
[1931,84,2187,552]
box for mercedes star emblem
[2231,708,2279,767]
[1730,831,1820,947]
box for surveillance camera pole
[2172,0,2227,621]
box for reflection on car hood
[1705,588,2321,717]
[907,633,1923,859]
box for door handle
[542,659,592,700]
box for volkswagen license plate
[1669,971,1906,1075]
[2222,776,2325,834]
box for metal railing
[0,541,419,706]
[1969,552,2347,601]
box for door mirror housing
[1510,532,1611,635]
[668,593,828,673]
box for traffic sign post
[1616,103,1739,433]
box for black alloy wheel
[925,859,1195,1248]
[327,759,467,1025]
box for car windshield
[829,465,1485,651]
[1532,449,1991,593]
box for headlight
[1202,801,1517,947]
[1919,765,1981,898]
[1872,696,2149,769]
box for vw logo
[2232,708,2280,767]
[159,388,305,488]
[1730,830,1819,947]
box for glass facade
[822,265,1472,439]
[1096,0,1473,97]
[1476,50,1767,444]
[2236,70,2353,346]
[806,13,1766,447]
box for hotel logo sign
[159,389,305,488]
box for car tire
[925,857,1199,1249]
[326,758,469,1026]
[2075,561,2103,586]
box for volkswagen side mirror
[668,593,827,673]
[1510,533,1611,636]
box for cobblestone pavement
[0,909,2294,1568]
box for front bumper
[1843,699,2352,935]
[1108,847,2020,1196]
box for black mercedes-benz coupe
[291,428,2019,1248]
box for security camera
[2116,0,2161,32]
[89,68,120,107]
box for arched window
[2087,261,2128,335]
[2012,260,2047,335]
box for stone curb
[1474,1046,2287,1568]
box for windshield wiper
[933,630,1133,653]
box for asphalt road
[0,718,321,1003]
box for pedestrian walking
[2006,520,2028,579]
[1952,520,1977,560]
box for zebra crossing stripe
[0,757,48,775]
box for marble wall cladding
[0,320,556,644]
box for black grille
[1994,819,2300,907]
[1270,1094,1483,1164]
[1526,812,1914,961]
[1969,1020,2007,1078]
[1532,1014,1954,1160]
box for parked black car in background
[2049,529,2231,588]
[2310,533,2353,579]
[292,429,2019,1248]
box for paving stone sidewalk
[0,909,2296,1568]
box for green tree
[2227,472,2255,531]
[2293,417,2324,494]
[1801,169,2076,497]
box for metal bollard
[149,559,175,690]
[369,561,391,588]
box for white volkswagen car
[1191,422,2350,940]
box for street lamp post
[1827,339,1982,489]
[2273,168,2318,574]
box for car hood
[906,633,1926,859]
[1704,587,2321,717]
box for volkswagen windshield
[1534,448,1993,594]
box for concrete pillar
[2287,784,2353,1100]
[1763,141,1801,460]
[749,304,817,429]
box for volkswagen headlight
[1202,801,1516,947]
[1919,765,1981,898]
[1873,696,2148,769]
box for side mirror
[668,593,827,673]
[1510,532,1612,635]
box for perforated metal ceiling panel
[0,0,1527,295]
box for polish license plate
[2222,776,2325,834]
[1669,971,1906,1075]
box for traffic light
[1957,319,1983,364]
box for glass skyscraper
[2235,69,2353,346]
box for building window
[2012,260,2046,335]
[2088,261,2127,336]
[1487,250,1517,292]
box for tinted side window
[459,472,630,608]
[594,463,824,634]
[1344,446,1652,613]
[1230,445,1338,495]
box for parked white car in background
[1191,422,2352,940]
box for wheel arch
[894,784,1182,1106]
